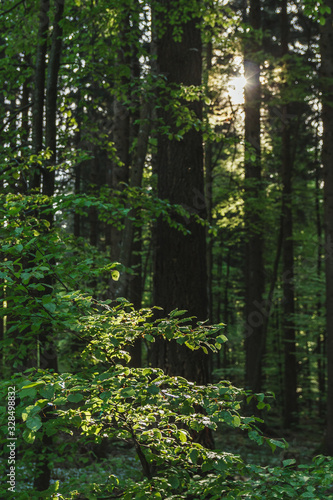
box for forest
[1,0,333,498]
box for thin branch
[0,102,33,133]
[0,0,25,16]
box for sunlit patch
[228,75,247,105]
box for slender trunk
[315,150,325,419]
[128,230,143,367]
[89,151,99,247]
[109,16,131,282]
[243,0,264,394]
[320,0,333,455]
[44,0,64,199]
[205,41,213,323]
[74,104,82,238]
[34,1,65,491]
[20,53,31,155]
[281,0,298,429]
[152,3,209,384]
[222,248,231,369]
[115,100,152,298]
[31,0,49,189]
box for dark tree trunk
[20,53,31,159]
[280,0,298,429]
[243,0,265,394]
[44,0,64,199]
[74,161,81,237]
[109,16,131,282]
[315,146,325,419]
[205,41,213,323]
[152,3,209,384]
[33,1,65,492]
[116,99,151,297]
[37,0,65,375]
[320,0,333,455]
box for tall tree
[32,0,65,491]
[280,0,298,428]
[320,0,333,455]
[152,1,209,384]
[31,0,49,188]
[243,0,265,394]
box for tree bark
[315,141,325,419]
[109,15,131,279]
[243,0,265,394]
[33,0,65,491]
[320,0,333,455]
[115,99,152,299]
[152,2,209,384]
[31,0,49,189]
[280,0,298,429]
[44,0,64,198]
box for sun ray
[228,75,247,104]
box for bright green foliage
[1,188,332,497]
[0,189,290,499]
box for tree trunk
[109,15,131,286]
[31,0,49,189]
[33,0,65,491]
[115,99,152,299]
[281,0,298,429]
[44,0,64,199]
[315,147,325,419]
[152,2,209,384]
[320,0,333,455]
[243,0,265,394]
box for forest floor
[11,416,325,496]
[216,417,324,468]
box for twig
[0,102,33,133]
[0,0,25,16]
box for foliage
[1,0,333,497]
[1,192,332,497]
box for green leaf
[147,384,159,395]
[170,309,187,318]
[202,460,213,472]
[188,448,199,464]
[68,393,84,403]
[43,301,56,314]
[21,381,45,390]
[39,384,55,400]
[120,388,135,398]
[216,334,228,344]
[23,429,35,443]
[19,387,37,399]
[53,397,68,405]
[269,439,287,449]
[26,415,42,432]
[178,430,187,443]
[283,458,297,467]
[169,475,180,489]
[111,270,120,281]
[233,415,241,427]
